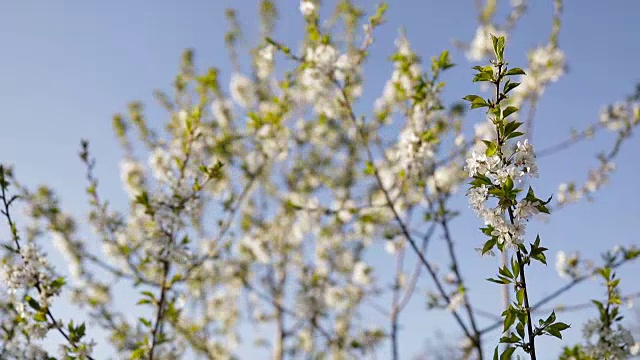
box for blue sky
[1,1,639,358]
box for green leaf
[480,225,493,234]
[516,322,525,339]
[506,131,525,140]
[498,265,514,279]
[470,174,493,187]
[492,35,505,62]
[139,317,152,327]
[503,176,514,191]
[472,100,490,109]
[488,187,505,197]
[51,277,66,290]
[364,161,376,175]
[499,333,521,344]
[135,191,150,206]
[503,106,518,119]
[462,95,489,109]
[33,312,47,322]
[487,277,511,285]
[531,251,547,265]
[545,311,557,324]
[436,50,455,70]
[25,296,41,311]
[462,95,482,103]
[473,71,494,82]
[131,348,146,360]
[529,236,548,265]
[546,322,571,339]
[483,140,498,156]
[482,239,497,255]
[503,307,517,331]
[592,300,605,313]
[516,310,528,328]
[500,346,516,360]
[504,81,520,94]
[491,105,501,118]
[505,68,527,76]
[516,289,525,305]
[511,256,520,279]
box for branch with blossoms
[0,166,96,359]
[463,35,570,359]
[559,266,638,359]
[555,95,639,208]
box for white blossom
[467,25,507,61]
[241,235,270,264]
[385,237,405,255]
[555,251,570,279]
[211,98,233,126]
[4,243,57,299]
[490,219,526,246]
[514,200,540,220]
[513,44,566,102]
[468,185,488,214]
[256,44,276,80]
[600,102,631,131]
[306,44,338,72]
[515,139,539,177]
[397,127,434,176]
[427,163,462,194]
[229,73,257,108]
[444,273,457,285]
[148,147,171,183]
[119,158,145,199]
[352,261,372,286]
[529,44,565,83]
[465,151,501,177]
[447,292,465,312]
[334,53,356,82]
[299,1,315,17]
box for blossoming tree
[1,1,639,359]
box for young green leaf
[505,68,526,76]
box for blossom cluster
[514,44,566,102]
[466,139,540,247]
[467,25,507,61]
[599,101,640,132]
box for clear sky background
[1,1,639,359]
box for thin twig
[440,199,484,358]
